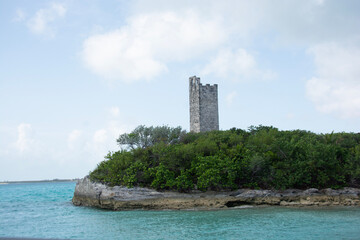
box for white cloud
[109,106,120,117]
[67,129,82,150]
[264,1,360,45]
[65,108,133,165]
[16,123,34,152]
[226,91,237,106]
[286,113,295,120]
[13,9,26,22]
[202,48,276,81]
[306,42,360,118]
[93,129,107,144]
[135,0,360,45]
[82,1,360,83]
[82,10,226,82]
[27,3,66,36]
[314,0,326,5]
[108,120,131,138]
[86,128,117,160]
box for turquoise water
[1,182,360,240]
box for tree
[117,125,186,150]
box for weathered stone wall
[199,83,219,132]
[189,76,219,132]
[189,76,201,132]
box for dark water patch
[225,200,255,207]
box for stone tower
[189,76,219,132]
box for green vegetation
[89,125,360,191]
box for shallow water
[1,182,360,239]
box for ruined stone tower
[189,76,219,132]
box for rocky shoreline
[72,177,360,210]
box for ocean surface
[1,182,360,240]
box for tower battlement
[189,76,219,132]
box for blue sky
[1,0,360,181]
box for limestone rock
[302,188,320,196]
[72,177,360,210]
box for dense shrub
[89,125,360,191]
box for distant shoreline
[0,179,79,184]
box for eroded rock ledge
[72,177,360,210]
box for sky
[1,0,360,181]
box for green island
[89,125,360,191]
